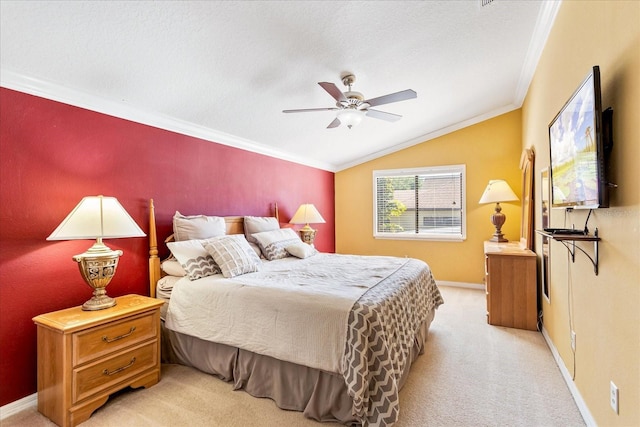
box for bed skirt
[160,309,435,426]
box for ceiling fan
[283,74,417,129]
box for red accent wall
[0,87,335,406]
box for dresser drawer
[73,340,158,404]
[73,311,157,366]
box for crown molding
[0,69,336,172]
[514,0,562,106]
[338,2,561,172]
[336,103,519,171]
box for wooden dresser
[484,241,537,331]
[33,294,164,427]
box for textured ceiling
[0,1,559,171]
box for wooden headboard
[148,199,278,298]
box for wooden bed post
[149,199,160,298]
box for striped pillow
[203,235,261,278]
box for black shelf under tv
[536,229,601,275]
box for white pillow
[157,275,181,294]
[173,211,226,241]
[244,216,279,244]
[248,241,263,258]
[161,259,187,277]
[167,239,221,280]
[286,242,318,259]
[252,228,301,261]
[203,235,261,278]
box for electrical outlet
[570,330,576,351]
[610,381,619,414]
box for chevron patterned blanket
[343,258,443,426]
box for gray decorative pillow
[252,228,301,261]
[286,242,318,259]
[173,211,226,241]
[167,239,221,280]
[203,235,261,278]
[243,216,279,244]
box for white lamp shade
[47,195,146,240]
[289,204,326,225]
[478,180,519,204]
[337,109,365,129]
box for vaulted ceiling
[0,1,560,171]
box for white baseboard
[540,326,595,427]
[436,280,484,290]
[0,393,37,420]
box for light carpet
[2,286,585,426]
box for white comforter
[164,253,409,374]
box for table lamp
[289,204,325,245]
[479,180,518,242]
[47,195,146,310]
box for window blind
[373,165,466,241]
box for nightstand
[33,294,164,427]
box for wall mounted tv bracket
[603,107,618,190]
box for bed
[147,200,444,426]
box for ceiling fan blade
[365,89,417,107]
[366,109,402,122]
[318,82,347,103]
[283,107,339,113]
[327,117,341,128]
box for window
[373,165,466,241]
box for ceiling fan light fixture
[337,109,365,129]
[284,73,416,129]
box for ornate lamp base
[489,232,508,243]
[298,224,317,245]
[81,291,117,311]
[73,239,122,311]
[489,202,509,243]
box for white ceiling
[0,1,560,172]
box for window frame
[372,164,467,241]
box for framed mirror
[541,167,551,301]
[520,147,535,250]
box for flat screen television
[548,65,612,209]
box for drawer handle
[102,357,136,376]
[102,326,136,343]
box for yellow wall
[522,1,639,425]
[337,2,639,424]
[335,109,523,284]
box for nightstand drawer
[73,311,157,365]
[73,340,158,404]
